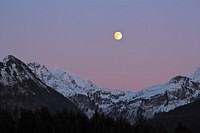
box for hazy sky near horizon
[1,0,200,91]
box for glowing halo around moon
[114,32,122,40]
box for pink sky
[1,1,200,91]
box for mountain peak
[9,55,200,123]
[27,62,48,71]
[27,62,41,68]
[2,55,26,70]
[0,55,48,89]
[168,75,189,84]
[194,68,200,75]
[0,55,78,112]
[192,68,200,82]
[3,55,19,63]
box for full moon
[114,32,122,40]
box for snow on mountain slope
[28,62,200,122]
[135,76,200,118]
[0,55,78,112]
[28,62,129,117]
[187,68,200,83]
[0,55,46,88]
[28,62,99,95]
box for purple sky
[1,0,200,91]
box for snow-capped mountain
[28,61,200,122]
[1,55,199,123]
[28,62,128,117]
[0,55,78,112]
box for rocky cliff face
[28,61,200,122]
[28,62,124,117]
[0,55,78,112]
[2,55,200,123]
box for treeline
[0,107,192,133]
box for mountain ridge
[1,55,200,122]
[27,59,200,122]
[0,55,78,112]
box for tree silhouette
[174,122,192,133]
[0,107,195,133]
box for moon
[114,32,122,40]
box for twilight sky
[0,0,200,91]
